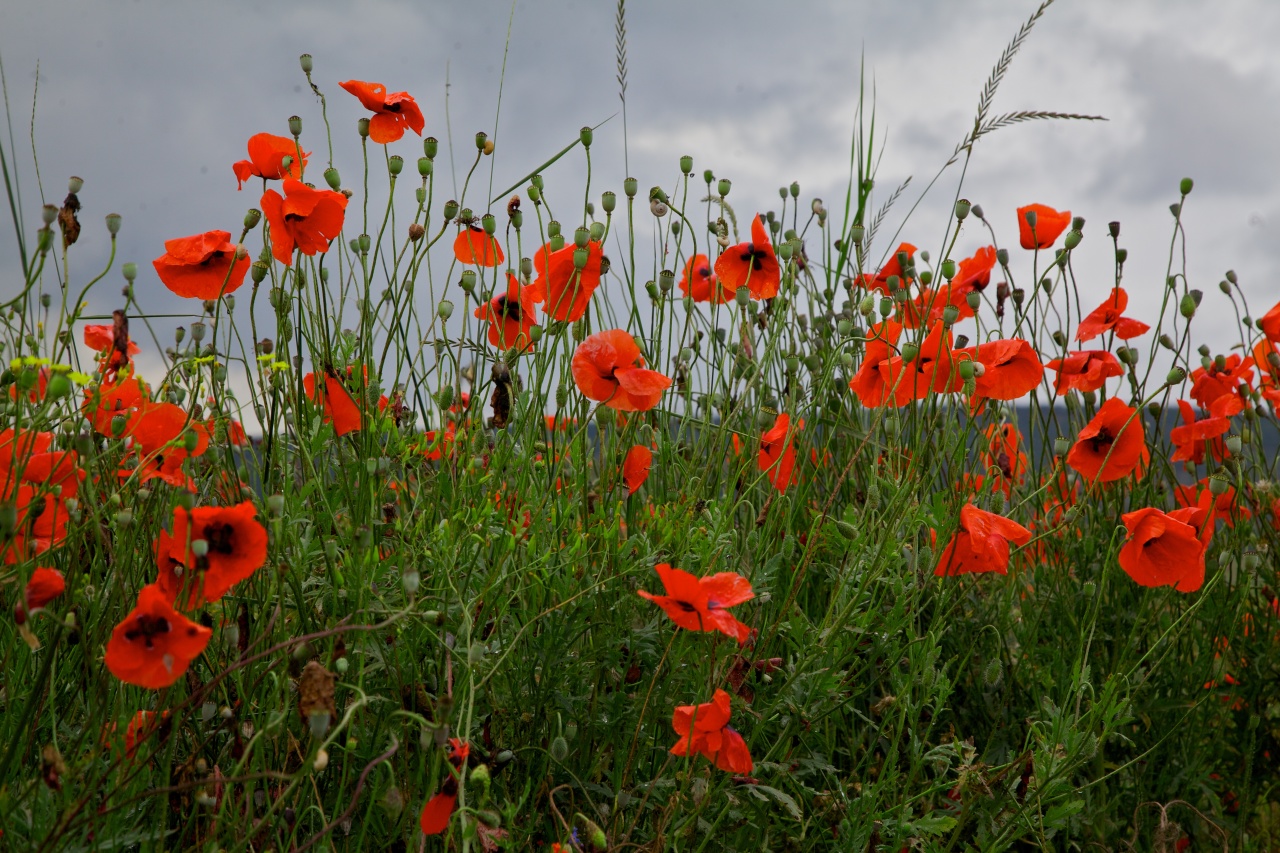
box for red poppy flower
[571,329,671,412]
[531,239,605,322]
[714,215,780,300]
[420,738,470,835]
[1189,354,1254,409]
[952,245,997,295]
[83,376,148,436]
[473,274,536,352]
[1173,478,1249,529]
[232,133,308,190]
[1066,397,1148,483]
[877,321,961,407]
[104,583,212,689]
[961,338,1044,402]
[1016,204,1071,250]
[850,319,904,407]
[1170,396,1240,464]
[669,689,753,774]
[152,230,251,300]
[303,371,363,436]
[622,445,653,495]
[856,242,917,293]
[1119,507,1208,592]
[123,710,169,759]
[637,563,753,643]
[1045,350,1124,396]
[1260,300,1280,341]
[759,413,802,492]
[160,501,268,607]
[453,226,504,266]
[1076,288,1150,342]
[125,402,210,489]
[339,80,425,144]
[420,422,457,461]
[84,323,141,375]
[24,567,65,611]
[934,503,1032,576]
[984,423,1028,490]
[261,179,348,266]
[679,253,729,304]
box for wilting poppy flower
[679,253,729,304]
[856,242,917,293]
[531,239,605,322]
[474,274,536,352]
[162,501,268,607]
[1045,350,1124,396]
[84,323,141,376]
[1189,354,1254,409]
[303,371,363,436]
[152,230,251,300]
[420,738,470,835]
[571,329,671,412]
[934,503,1032,576]
[850,319,904,407]
[877,321,961,407]
[1067,397,1148,483]
[759,413,802,492]
[104,583,212,689]
[622,445,653,495]
[961,338,1044,403]
[1076,288,1150,342]
[123,710,169,759]
[339,80,425,144]
[1171,396,1240,464]
[1260,300,1280,342]
[669,689,753,774]
[24,567,65,611]
[232,133,308,190]
[637,563,753,643]
[261,179,348,266]
[453,226,504,266]
[714,215,780,300]
[125,402,210,489]
[1119,507,1209,592]
[1017,204,1071,250]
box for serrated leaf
[748,785,802,820]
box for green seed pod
[573,226,590,249]
[679,154,693,175]
[547,220,562,239]
[1208,473,1230,495]
[954,199,971,220]
[299,53,313,74]
[482,213,497,236]
[443,199,460,221]
[1225,433,1242,454]
[356,118,370,139]
[573,248,589,270]
[578,126,592,147]
[942,305,960,326]
[288,115,302,137]
[623,177,638,198]
[716,178,731,197]
[900,343,919,364]
[424,137,439,159]
[658,269,675,293]
[601,191,616,214]
[735,287,750,308]
[437,300,454,320]
[105,212,123,235]
[387,155,404,176]
[1053,436,1071,457]
[122,262,138,282]
[1166,367,1186,385]
[1064,230,1083,250]
[460,270,477,293]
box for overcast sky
[3,0,1277,396]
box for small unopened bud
[1180,293,1197,318]
[900,343,919,364]
[1116,248,1128,264]
[1158,334,1175,350]
[1180,177,1194,195]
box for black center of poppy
[698,266,711,278]
[494,294,523,323]
[204,522,238,555]
[285,213,305,223]
[200,250,225,268]
[674,600,698,613]
[741,247,766,272]
[385,102,402,113]
[125,614,171,649]
[1088,428,1115,454]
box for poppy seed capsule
[475,131,488,151]
[1208,473,1230,496]
[299,53,313,73]
[122,262,137,282]
[1179,293,1197,318]
[481,213,496,236]
[358,233,371,253]
[41,204,57,225]
[424,137,438,159]
[387,155,403,176]
[1225,433,1242,454]
[1116,248,1128,264]
[717,178,731,197]
[287,115,302,137]
[459,270,477,292]
[105,212,122,235]
[578,126,592,148]
[940,259,956,280]
[1064,230,1083,250]
[437,300,453,320]
[954,199,971,220]
[408,223,425,242]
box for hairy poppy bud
[717,178,731,198]
[995,248,1009,268]
[550,735,569,762]
[1158,333,1175,350]
[900,343,919,364]
[1064,230,1083,250]
[46,372,73,399]
[1225,269,1237,285]
[1023,208,1037,230]
[954,199,971,220]
[1117,347,1138,366]
[1180,177,1194,195]
[105,212,122,235]
[122,262,137,282]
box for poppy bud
[437,300,454,320]
[122,262,137,282]
[954,199,971,220]
[1117,347,1137,366]
[459,270,477,293]
[645,281,660,301]
[45,371,72,400]
[115,509,133,528]
[1165,367,1186,385]
[1157,333,1174,351]
[900,343,919,364]
[1179,176,1194,196]
[1011,288,1025,307]
[1023,208,1038,230]
[1064,230,1083,251]
[550,735,569,762]
[1179,293,1197,318]
[1115,248,1128,264]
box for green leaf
[748,785,803,820]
